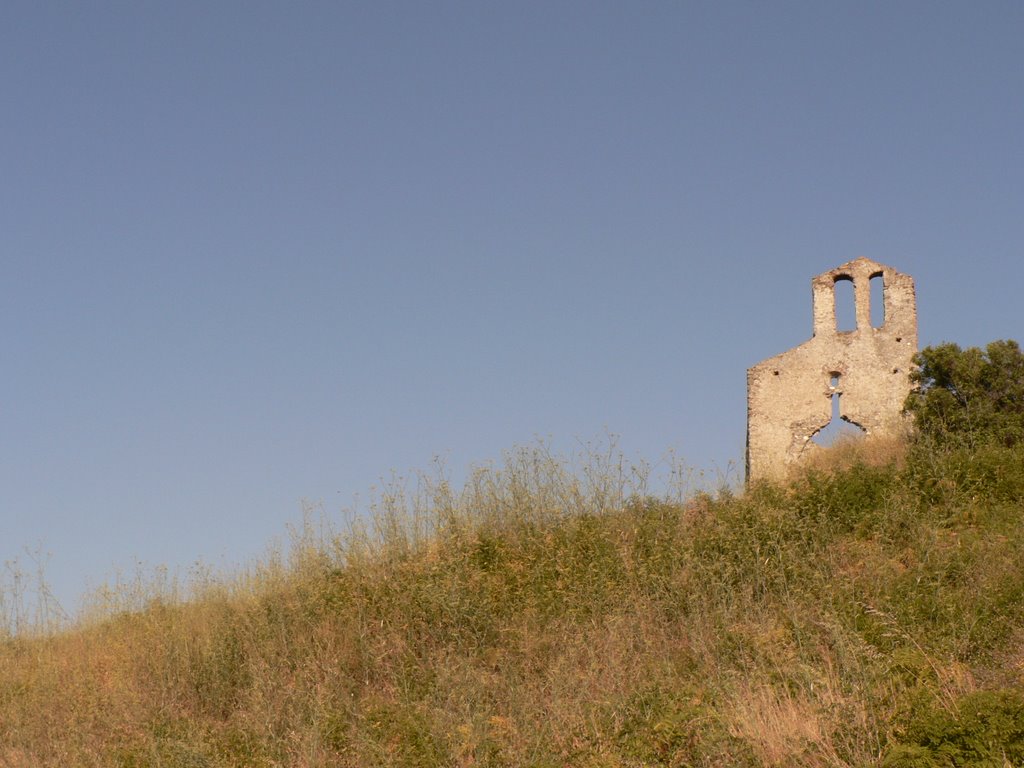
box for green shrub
[363,702,449,767]
[793,460,897,535]
[613,683,752,766]
[883,688,1024,767]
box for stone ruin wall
[746,257,918,483]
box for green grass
[2,437,1024,766]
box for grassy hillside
[2,436,1024,767]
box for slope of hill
[2,433,1023,766]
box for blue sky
[2,2,1022,614]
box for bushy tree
[905,339,1024,447]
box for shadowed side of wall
[746,258,917,483]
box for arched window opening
[870,272,885,328]
[834,275,856,332]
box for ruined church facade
[746,258,917,483]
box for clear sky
[2,2,1022,615]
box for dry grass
[1,437,1023,765]
[798,431,910,476]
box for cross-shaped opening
[810,373,865,447]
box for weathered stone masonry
[746,258,917,482]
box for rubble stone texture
[746,258,917,482]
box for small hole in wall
[896,337,902,343]
[773,370,780,376]
[893,368,900,374]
